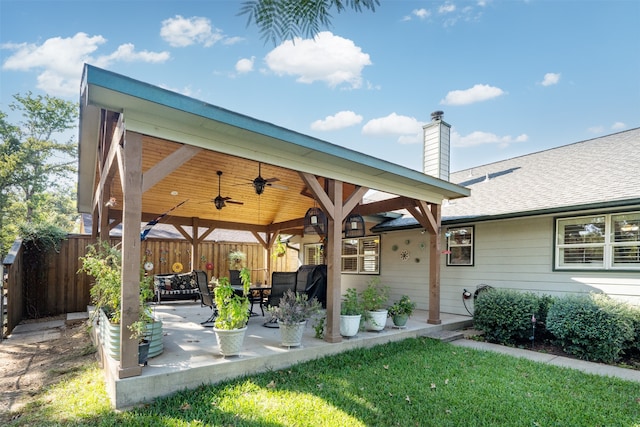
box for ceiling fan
[207,171,244,210]
[238,162,288,195]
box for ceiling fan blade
[267,183,288,190]
[226,200,244,205]
[264,177,280,183]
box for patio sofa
[153,270,208,303]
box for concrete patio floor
[103,301,473,409]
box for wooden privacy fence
[2,234,297,336]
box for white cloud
[160,15,231,47]
[413,8,431,19]
[362,113,424,144]
[440,84,505,106]
[587,126,604,134]
[611,121,626,130]
[451,129,528,148]
[264,31,372,89]
[439,3,457,13]
[1,32,169,97]
[541,72,561,86]
[311,110,363,131]
[235,57,255,74]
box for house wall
[441,215,640,315]
[296,211,640,316]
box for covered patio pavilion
[77,64,469,387]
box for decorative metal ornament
[304,207,327,235]
[344,213,365,238]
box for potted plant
[360,277,390,331]
[228,250,247,269]
[78,240,162,361]
[127,311,153,366]
[340,288,363,337]
[272,234,287,258]
[213,267,251,356]
[267,289,322,347]
[388,295,416,328]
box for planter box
[98,309,163,361]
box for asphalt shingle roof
[374,128,640,230]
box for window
[555,212,640,270]
[341,236,380,274]
[303,243,324,265]
[446,226,474,266]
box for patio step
[422,329,464,343]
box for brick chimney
[422,110,451,181]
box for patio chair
[195,270,217,327]
[229,269,262,316]
[263,271,297,328]
[229,269,242,286]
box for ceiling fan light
[254,180,266,195]
[214,198,225,210]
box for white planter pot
[340,314,361,337]
[214,326,248,356]
[98,309,164,361]
[365,309,388,331]
[279,321,307,348]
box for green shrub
[474,288,541,344]
[546,293,635,363]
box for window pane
[558,216,605,244]
[613,246,640,266]
[361,237,379,255]
[360,255,379,273]
[612,213,640,242]
[342,257,358,272]
[559,247,603,267]
[448,247,471,265]
[304,244,323,265]
[449,227,472,245]
[342,240,358,256]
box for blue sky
[2,0,638,172]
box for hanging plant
[272,235,287,258]
[229,250,247,268]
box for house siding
[441,215,640,315]
[301,210,640,318]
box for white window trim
[555,211,640,271]
[446,226,474,266]
[341,235,380,275]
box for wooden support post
[427,204,442,325]
[324,179,343,343]
[118,131,143,378]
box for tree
[0,92,79,258]
[239,0,379,44]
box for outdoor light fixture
[344,213,365,238]
[253,179,266,195]
[304,207,327,235]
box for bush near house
[474,288,543,344]
[547,293,637,363]
[474,289,640,364]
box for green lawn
[7,337,640,426]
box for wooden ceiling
[103,134,361,234]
